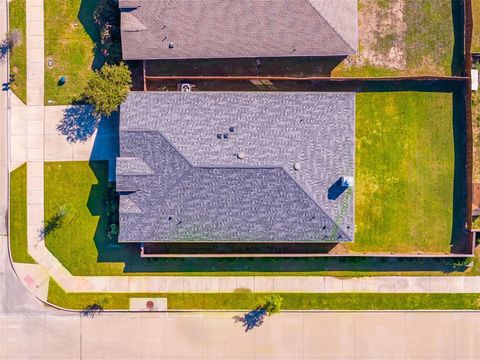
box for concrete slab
[235,277,254,292]
[27,133,44,149]
[26,6,44,21]
[5,314,47,358]
[290,276,308,292]
[405,313,455,359]
[27,147,43,161]
[201,277,220,292]
[26,35,44,49]
[454,313,480,358]
[354,313,406,359]
[44,135,73,160]
[45,314,81,358]
[341,278,362,292]
[26,21,44,37]
[254,313,303,358]
[10,135,27,162]
[324,276,343,292]
[27,161,43,175]
[429,277,448,292]
[377,277,396,292]
[273,276,292,292]
[27,120,44,135]
[394,277,414,293]
[27,174,44,191]
[27,90,44,106]
[361,277,379,292]
[81,315,143,359]
[140,316,203,358]
[463,277,480,292]
[306,276,325,292]
[183,277,203,292]
[413,277,431,292]
[203,317,254,357]
[27,189,43,204]
[218,276,238,292]
[254,277,274,292]
[27,61,44,80]
[26,203,43,225]
[10,107,27,134]
[127,276,150,292]
[303,313,355,358]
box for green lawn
[44,0,99,105]
[10,164,35,263]
[334,0,456,77]
[8,0,27,103]
[351,92,459,253]
[48,279,480,310]
[44,142,465,275]
[473,0,480,52]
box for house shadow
[77,0,104,70]
[451,0,465,76]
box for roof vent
[341,176,354,187]
[237,152,246,160]
[223,133,229,139]
[293,162,301,171]
[229,127,235,132]
[168,42,174,49]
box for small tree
[6,29,22,50]
[93,0,121,64]
[84,62,131,116]
[262,294,283,316]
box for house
[116,92,355,248]
[119,0,358,60]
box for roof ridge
[304,0,356,54]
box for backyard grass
[44,0,99,105]
[10,164,35,263]
[350,92,457,253]
[473,0,480,52]
[48,279,480,310]
[333,0,456,77]
[8,0,27,103]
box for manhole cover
[146,300,154,310]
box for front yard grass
[10,164,35,263]
[8,0,27,103]
[333,0,456,77]
[44,0,99,105]
[48,279,480,310]
[351,92,458,253]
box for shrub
[262,294,283,315]
[94,0,121,64]
[84,62,131,116]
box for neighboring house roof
[119,0,358,60]
[117,92,355,243]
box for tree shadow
[77,0,104,70]
[39,207,67,241]
[0,39,9,63]
[57,106,101,143]
[233,307,267,332]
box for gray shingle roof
[119,0,358,60]
[117,92,355,243]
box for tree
[262,294,283,315]
[6,29,22,50]
[93,0,121,64]
[84,62,131,116]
